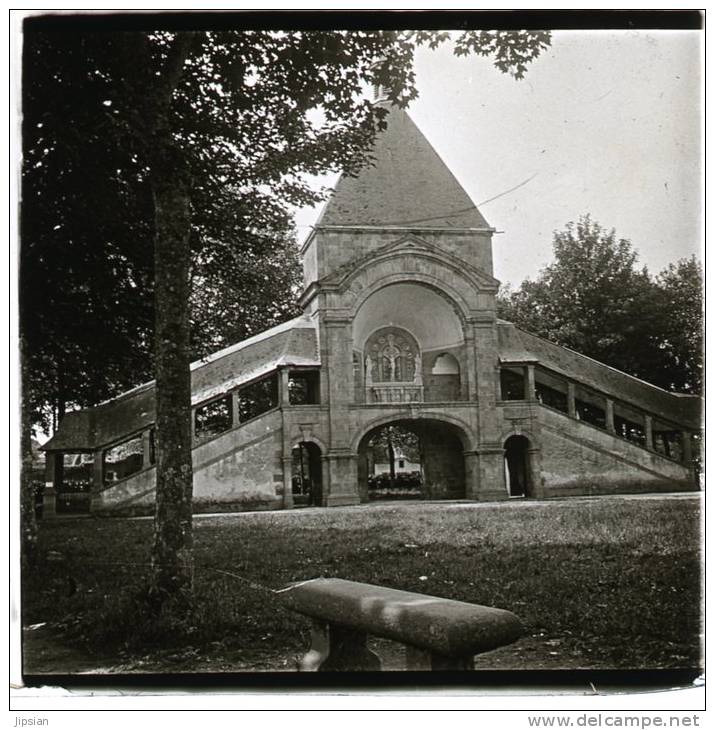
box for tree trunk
[56,371,66,422]
[113,32,198,602]
[387,432,396,489]
[149,139,194,600]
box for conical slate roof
[317,106,490,229]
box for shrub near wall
[368,471,422,500]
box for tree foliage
[21,28,553,431]
[451,29,552,78]
[653,256,703,394]
[21,22,552,599]
[21,31,156,428]
[369,424,421,469]
[20,30,304,430]
[368,424,422,487]
[497,215,703,394]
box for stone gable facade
[42,106,701,515]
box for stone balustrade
[368,383,424,404]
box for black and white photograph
[12,8,704,716]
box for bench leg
[405,646,474,671]
[299,619,382,672]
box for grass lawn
[21,495,702,673]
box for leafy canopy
[497,215,702,394]
[21,27,552,431]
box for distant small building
[42,105,702,514]
[373,447,421,477]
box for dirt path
[23,623,593,679]
[23,624,125,675]
[22,623,297,676]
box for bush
[368,471,422,491]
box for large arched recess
[354,415,474,503]
[353,282,465,353]
[351,277,476,402]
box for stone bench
[278,577,523,671]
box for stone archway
[291,441,323,507]
[504,435,531,497]
[352,281,470,405]
[357,418,469,502]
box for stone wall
[94,409,284,512]
[192,409,284,507]
[302,236,318,289]
[537,405,695,496]
[309,229,494,287]
[94,465,156,511]
[421,422,465,499]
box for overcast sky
[294,30,702,287]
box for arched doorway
[357,418,467,502]
[504,435,531,497]
[291,442,323,507]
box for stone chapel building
[42,106,702,514]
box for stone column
[644,415,653,450]
[43,452,58,517]
[320,455,330,507]
[463,327,478,402]
[232,391,241,428]
[322,316,360,506]
[323,317,354,418]
[50,452,65,515]
[356,451,369,503]
[280,368,291,407]
[605,399,615,433]
[90,448,105,511]
[526,446,543,498]
[473,447,508,501]
[526,364,536,401]
[463,450,481,500]
[495,366,503,402]
[325,451,359,507]
[470,316,501,448]
[298,619,381,671]
[92,448,104,489]
[141,429,153,466]
[282,455,295,509]
[567,382,576,419]
[681,430,693,464]
[44,452,55,486]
